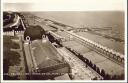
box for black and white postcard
[1,0,127,83]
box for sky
[3,0,125,11]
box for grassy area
[3,35,21,80]
[4,36,20,49]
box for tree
[85,59,89,65]
[111,75,117,80]
[89,60,93,67]
[101,69,106,77]
[119,74,124,80]
[55,39,63,47]
[104,74,111,80]
[47,33,55,43]
[96,67,100,74]
[93,64,97,71]
[92,77,98,80]
[3,12,15,26]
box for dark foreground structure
[29,40,71,80]
[24,25,71,80]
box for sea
[30,11,125,54]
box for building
[24,25,45,41]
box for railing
[64,31,124,64]
[3,30,24,36]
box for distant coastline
[30,11,124,39]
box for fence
[3,31,24,36]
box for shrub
[4,36,20,49]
